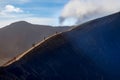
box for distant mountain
[0,21,70,65]
[0,12,120,80]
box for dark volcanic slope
[0,21,70,65]
[0,12,120,80]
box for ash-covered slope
[0,12,120,80]
[0,21,70,65]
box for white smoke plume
[59,0,120,25]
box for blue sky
[0,0,119,28]
[0,0,69,27]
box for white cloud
[0,4,59,28]
[0,5,23,18]
[5,5,23,13]
[60,0,120,24]
[0,0,61,28]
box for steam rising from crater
[59,0,120,25]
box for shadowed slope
[0,12,120,80]
[0,33,103,80]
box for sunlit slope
[0,12,120,80]
[0,21,70,65]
